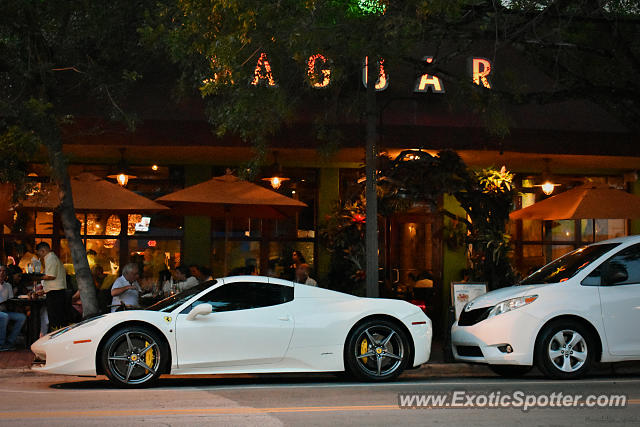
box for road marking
[0,405,400,419]
[2,400,640,419]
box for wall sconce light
[534,158,561,196]
[108,148,137,187]
[261,151,289,190]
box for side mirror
[186,303,213,321]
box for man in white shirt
[110,263,141,312]
[295,264,317,287]
[0,265,26,351]
[174,266,199,292]
[36,242,67,331]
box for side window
[581,267,601,287]
[603,244,640,286]
[181,282,293,314]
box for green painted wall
[441,194,467,328]
[182,165,212,267]
[632,179,640,235]
[316,168,340,285]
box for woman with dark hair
[288,250,306,281]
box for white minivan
[451,235,640,379]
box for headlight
[487,295,538,319]
[50,314,106,339]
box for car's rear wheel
[101,325,166,388]
[535,320,594,380]
[488,364,532,378]
[344,319,410,381]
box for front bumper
[451,309,540,366]
[31,333,98,376]
[404,312,432,367]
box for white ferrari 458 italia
[32,275,432,387]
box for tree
[0,0,161,317]
[147,0,463,296]
[146,0,638,295]
[491,1,640,134]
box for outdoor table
[7,297,46,346]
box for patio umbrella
[156,171,307,273]
[20,172,169,213]
[509,183,640,220]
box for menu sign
[451,282,487,320]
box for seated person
[189,265,214,283]
[0,265,27,351]
[295,263,317,287]
[110,263,141,312]
[174,266,199,292]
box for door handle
[278,315,291,321]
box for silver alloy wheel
[106,330,161,385]
[547,329,588,373]
[354,325,405,377]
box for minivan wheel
[535,320,594,380]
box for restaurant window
[60,238,120,276]
[268,241,315,280]
[512,176,629,276]
[128,239,181,288]
[1,165,185,281]
[210,167,317,280]
[211,239,261,277]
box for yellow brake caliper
[144,341,154,374]
[361,338,368,364]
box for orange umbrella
[156,171,307,273]
[510,183,640,220]
[155,171,307,219]
[20,172,169,213]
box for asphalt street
[0,369,639,426]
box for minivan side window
[181,282,294,314]
[602,244,640,286]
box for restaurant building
[2,44,639,332]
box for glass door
[384,211,443,329]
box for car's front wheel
[344,319,411,381]
[100,325,167,388]
[535,320,595,380]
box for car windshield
[520,243,620,285]
[145,280,216,312]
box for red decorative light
[362,57,388,91]
[471,57,492,88]
[251,52,277,87]
[307,54,331,88]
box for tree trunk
[35,114,99,318]
[365,57,379,298]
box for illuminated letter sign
[251,52,277,87]
[470,57,492,89]
[362,57,388,91]
[414,56,444,93]
[307,54,331,88]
